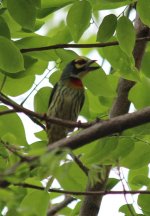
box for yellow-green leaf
[67,0,92,42]
[116,16,135,56]
[137,0,150,27]
[97,14,117,42]
[0,36,24,73]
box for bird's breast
[48,83,84,121]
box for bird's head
[61,57,99,81]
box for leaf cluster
[0,0,150,215]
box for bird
[47,56,99,144]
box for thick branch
[110,23,150,117]
[79,13,150,216]
[48,107,150,151]
[2,107,150,171]
[20,37,150,53]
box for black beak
[86,60,100,71]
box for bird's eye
[75,59,87,65]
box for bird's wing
[79,93,85,112]
[48,83,58,107]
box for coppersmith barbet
[47,57,99,144]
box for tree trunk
[79,14,150,216]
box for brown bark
[79,14,150,216]
[47,106,150,151]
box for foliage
[0,0,150,215]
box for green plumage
[47,81,84,143]
[47,57,99,144]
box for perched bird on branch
[47,57,99,144]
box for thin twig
[0,109,16,116]
[11,182,150,196]
[69,152,89,176]
[117,165,136,216]
[47,196,76,216]
[0,139,35,162]
[0,93,45,130]
[0,93,97,128]
[20,37,150,53]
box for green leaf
[55,49,78,70]
[34,130,47,141]
[15,36,52,49]
[103,42,140,81]
[67,0,92,42]
[83,137,119,165]
[49,70,61,86]
[116,16,135,56]
[0,73,35,96]
[15,36,58,62]
[23,55,48,76]
[130,175,150,188]
[106,178,119,190]
[54,162,87,191]
[38,0,75,18]
[15,163,30,180]
[97,14,117,42]
[0,36,24,73]
[0,143,9,159]
[0,16,11,38]
[7,0,36,31]
[137,0,150,27]
[29,50,58,62]
[106,0,130,1]
[141,52,150,78]
[89,0,136,10]
[1,10,35,38]
[40,0,74,8]
[128,166,149,190]
[0,189,14,202]
[0,106,28,146]
[47,24,72,44]
[34,87,52,113]
[121,141,150,169]
[69,202,81,216]
[86,89,107,115]
[28,141,47,156]
[111,137,135,161]
[9,55,37,78]
[124,123,150,136]
[40,151,66,178]
[19,190,49,216]
[138,194,150,216]
[119,204,136,216]
[32,0,41,8]
[129,76,150,109]
[83,68,115,97]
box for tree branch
[20,36,150,53]
[47,196,76,216]
[0,109,16,116]
[0,93,98,129]
[0,139,34,163]
[69,152,89,176]
[48,106,150,151]
[78,12,150,215]
[4,182,150,196]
